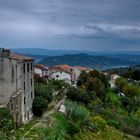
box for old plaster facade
[0,48,34,124]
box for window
[24,97,26,104]
[31,79,32,85]
[31,92,33,99]
[24,82,25,90]
[56,75,59,78]
[30,108,32,114]
[23,64,25,73]
[24,113,26,119]
[31,63,33,70]
[27,63,29,72]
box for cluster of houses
[34,64,91,86]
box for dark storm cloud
[0,0,140,50]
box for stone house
[50,71,72,85]
[109,74,120,88]
[0,48,34,124]
[34,64,49,78]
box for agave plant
[40,100,96,139]
[40,113,68,140]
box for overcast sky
[0,0,140,51]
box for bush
[67,121,80,136]
[107,119,121,129]
[115,77,128,91]
[123,84,139,97]
[105,90,120,107]
[66,87,90,104]
[122,115,140,137]
[91,116,107,130]
[35,82,53,102]
[0,107,15,136]
[32,96,48,117]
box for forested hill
[40,53,140,69]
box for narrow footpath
[20,97,65,140]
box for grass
[12,111,139,140]
[24,128,41,140]
[12,117,39,139]
[73,125,138,140]
[92,126,136,140]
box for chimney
[0,48,10,57]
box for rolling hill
[40,53,140,69]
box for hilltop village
[1,48,140,140]
[0,49,91,124]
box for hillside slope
[40,53,139,69]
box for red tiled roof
[34,64,48,70]
[10,52,34,61]
[50,64,72,71]
[34,73,41,78]
[74,66,91,71]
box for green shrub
[107,119,121,129]
[32,96,48,117]
[91,116,107,130]
[0,107,15,136]
[67,121,80,136]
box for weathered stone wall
[8,90,23,124]
[0,57,21,104]
[0,54,34,124]
[22,61,34,122]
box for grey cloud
[85,23,140,39]
[0,0,140,50]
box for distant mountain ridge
[11,48,140,69]
[40,53,140,69]
[12,48,140,56]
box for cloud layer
[0,0,140,50]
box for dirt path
[20,98,65,140]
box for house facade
[109,74,120,88]
[50,71,72,85]
[0,48,34,124]
[49,65,92,85]
[34,64,48,78]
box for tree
[49,79,69,90]
[132,70,140,80]
[105,90,120,107]
[66,87,90,104]
[123,67,133,79]
[115,77,128,91]
[89,70,108,88]
[67,87,79,101]
[35,82,53,102]
[120,96,133,112]
[77,71,90,86]
[123,84,139,97]
[34,77,47,84]
[32,96,48,117]
[85,77,105,99]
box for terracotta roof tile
[34,64,48,70]
[74,66,91,71]
[10,52,34,61]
